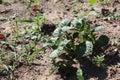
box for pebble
[117,26,120,31]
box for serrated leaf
[83,41,93,56]
[76,41,93,56]
[94,26,105,32]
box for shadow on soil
[41,23,56,35]
[0,0,2,4]
[55,47,120,80]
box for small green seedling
[93,55,105,67]
[76,68,84,80]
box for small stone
[117,26,120,31]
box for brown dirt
[0,0,120,80]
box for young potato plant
[93,55,105,67]
[44,18,105,58]
[44,17,108,78]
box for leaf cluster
[44,18,105,58]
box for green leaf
[61,26,73,32]
[24,35,30,39]
[3,64,9,71]
[47,67,59,76]
[59,19,71,27]
[95,35,109,47]
[94,26,105,32]
[51,37,59,42]
[49,48,63,58]
[76,41,93,56]
[83,41,93,56]
[31,48,44,56]
[43,37,59,47]
[89,0,98,5]
[49,40,70,58]
[34,0,39,5]
[59,40,70,47]
[72,18,81,28]
[43,42,50,47]
[76,68,84,80]
[31,36,37,40]
[16,19,34,23]
[53,27,61,37]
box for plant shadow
[55,47,120,80]
[0,0,2,4]
[55,53,78,80]
[78,57,107,80]
[41,23,56,35]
